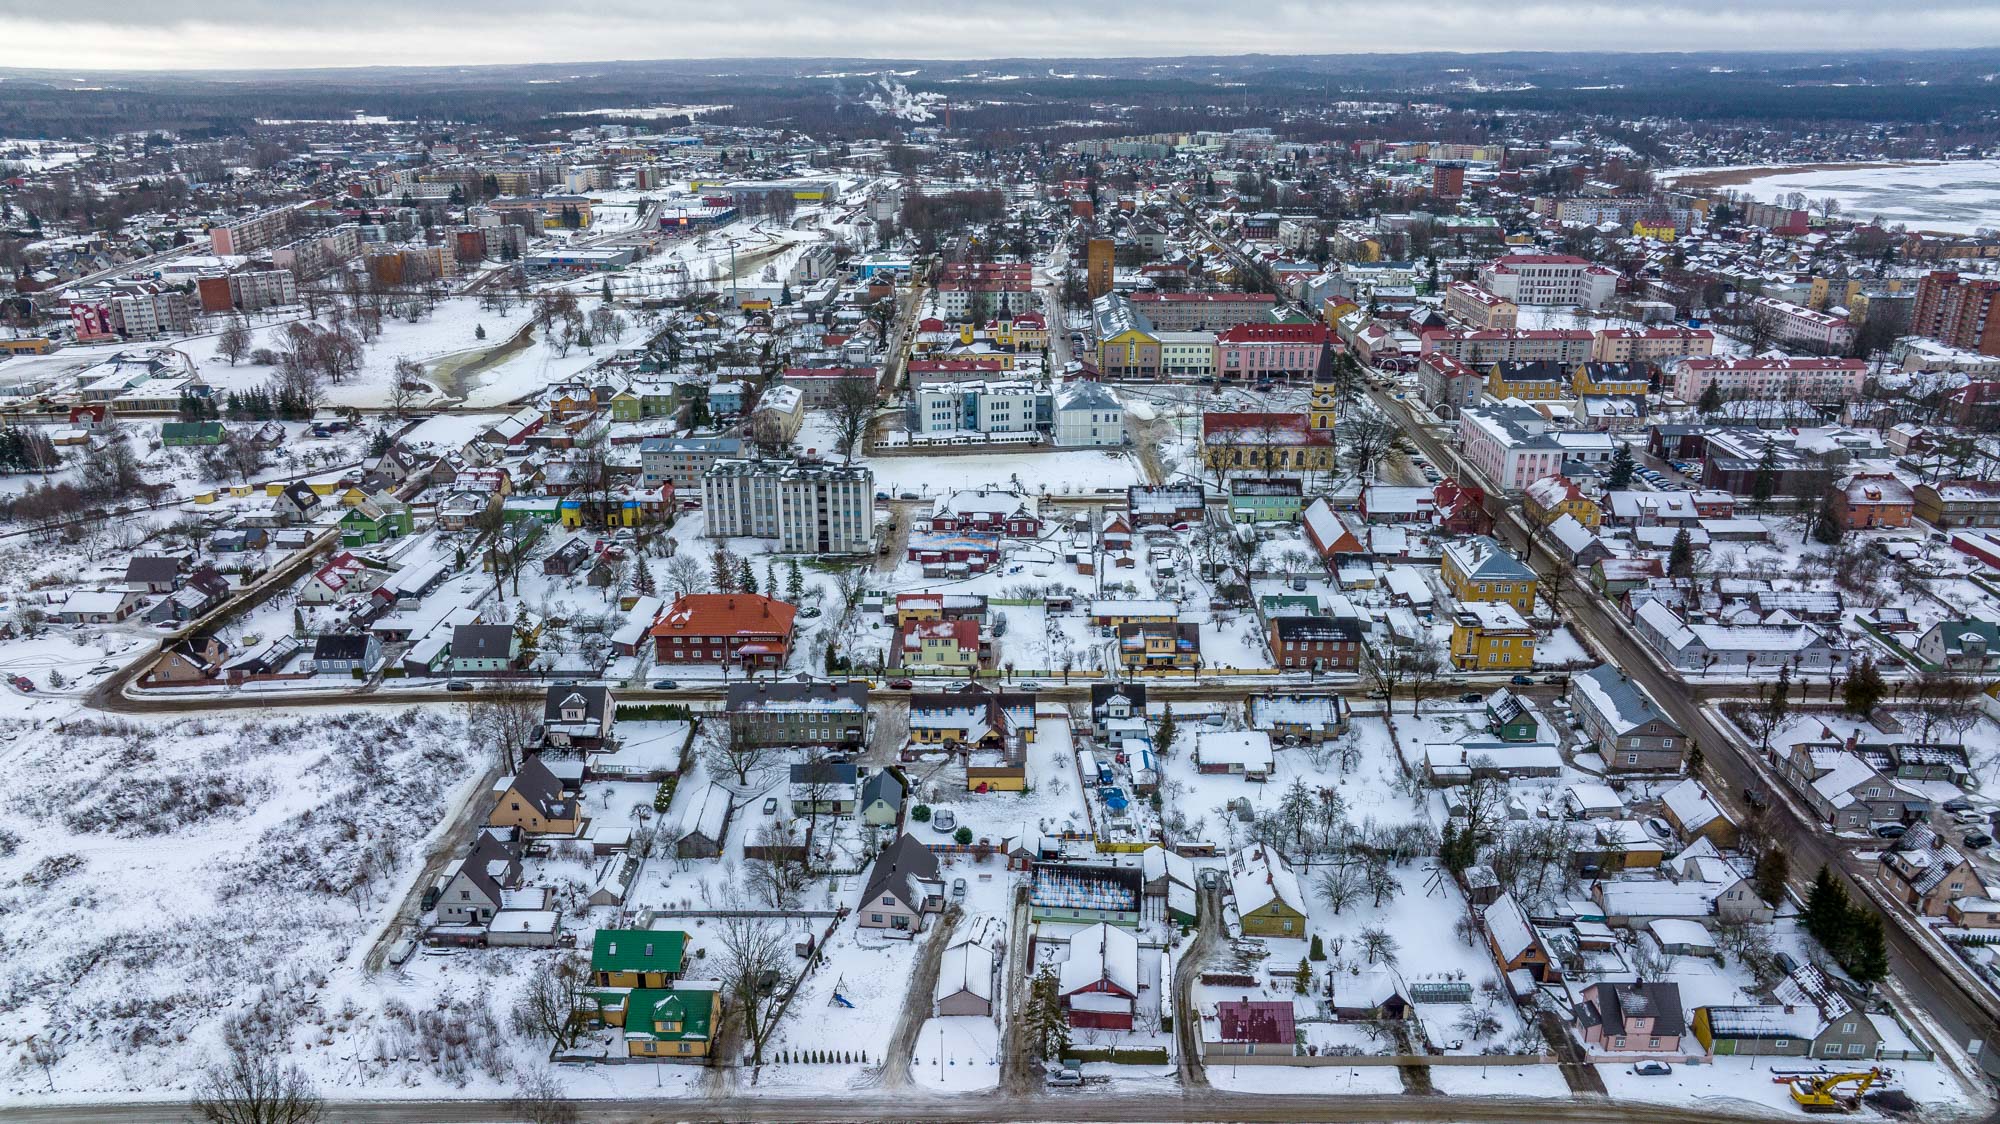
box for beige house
[488,757,583,836]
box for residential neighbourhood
[5,29,2000,1124]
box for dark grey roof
[790,761,858,786]
[1600,982,1686,1039]
[453,624,516,659]
[861,769,906,809]
[544,684,609,723]
[507,756,571,820]
[862,834,940,912]
[1274,616,1361,643]
[124,556,180,584]
[727,680,868,712]
[314,633,372,661]
[457,831,521,905]
[1091,682,1147,711]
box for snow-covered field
[0,707,489,1100]
[1665,160,2000,234]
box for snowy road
[0,1090,1848,1123]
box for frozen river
[1664,159,2000,235]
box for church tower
[1308,378,1338,431]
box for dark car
[888,678,914,689]
[445,680,474,692]
[1944,797,1975,814]
[1459,692,1483,703]
[650,679,680,690]
[1632,1061,1673,1077]
[1873,823,1908,839]
[1966,832,1994,850]
[1510,674,1534,685]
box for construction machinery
[1789,1068,1883,1113]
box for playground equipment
[1789,1068,1883,1113]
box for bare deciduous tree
[190,1039,324,1124]
[508,952,590,1051]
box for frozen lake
[1664,160,2000,235]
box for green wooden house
[338,498,414,546]
[162,421,226,447]
[1485,689,1539,743]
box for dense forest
[4,49,2000,140]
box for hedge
[1060,1047,1170,1065]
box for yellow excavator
[1789,1067,1884,1113]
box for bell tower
[1308,379,1338,431]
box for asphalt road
[1372,383,2000,1060]
[0,1090,1870,1124]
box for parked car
[650,679,680,690]
[1966,832,1995,850]
[1873,823,1909,839]
[1632,1061,1673,1077]
[888,678,915,689]
[445,680,474,692]
[763,797,778,815]
[1017,680,1044,691]
[1459,692,1483,703]
[951,877,967,901]
[1510,674,1535,685]
[933,809,958,832]
[1945,797,1976,813]
[387,936,417,967]
[1046,1064,1082,1088]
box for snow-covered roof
[1230,843,1306,919]
[1058,922,1139,998]
[936,941,995,1004]
[1573,664,1671,736]
[1195,730,1275,770]
[1483,892,1537,962]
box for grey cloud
[1,2,1999,69]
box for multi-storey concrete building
[1128,291,1277,331]
[701,459,875,555]
[1667,357,1867,403]
[1912,270,2000,357]
[1751,296,1852,354]
[1476,254,1618,308]
[641,434,744,491]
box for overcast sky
[2,2,1999,70]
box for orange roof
[649,594,796,638]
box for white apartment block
[1476,254,1618,308]
[1457,402,1566,493]
[1591,327,1716,363]
[934,284,1036,320]
[910,380,1043,437]
[1751,296,1854,354]
[701,459,875,555]
[112,292,194,338]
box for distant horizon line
[6,44,2000,78]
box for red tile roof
[649,594,797,639]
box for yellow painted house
[1484,361,1570,402]
[1631,220,1676,242]
[1441,536,1538,614]
[1523,475,1601,530]
[1572,363,1649,397]
[1451,602,1536,670]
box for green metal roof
[592,928,687,975]
[624,987,715,1041]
